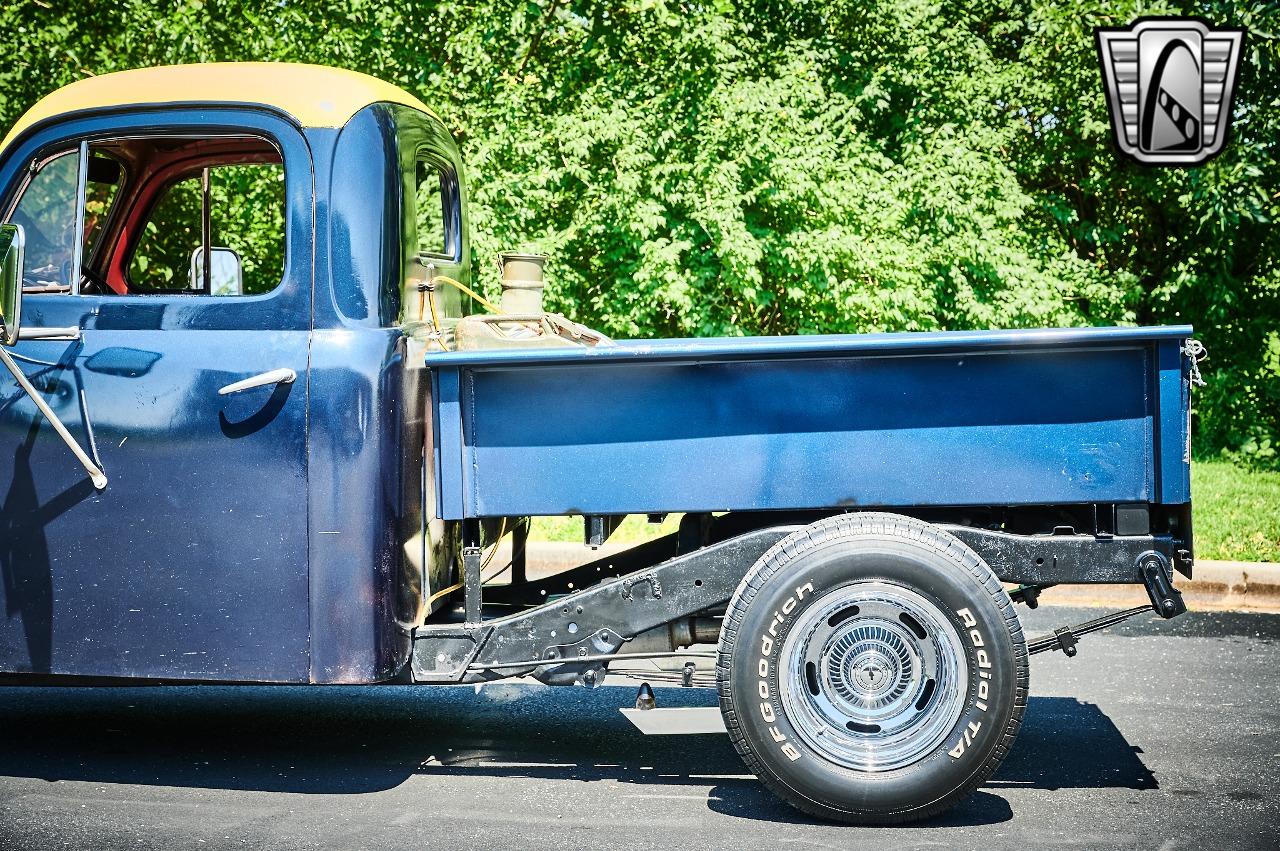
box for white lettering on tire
[948,608,990,761]
[947,720,983,759]
[756,581,814,762]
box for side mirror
[189,246,244,296]
[0,223,24,346]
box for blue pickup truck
[0,63,1197,824]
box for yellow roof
[1,62,437,151]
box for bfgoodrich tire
[716,513,1028,824]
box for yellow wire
[424,282,448,351]
[433,274,501,314]
[427,518,508,607]
[480,518,507,570]
[426,580,463,607]
[482,517,530,585]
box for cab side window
[128,162,285,296]
[7,134,286,297]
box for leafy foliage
[0,0,1276,461]
[127,164,285,294]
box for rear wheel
[717,513,1027,823]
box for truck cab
[0,64,464,683]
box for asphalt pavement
[0,607,1276,851]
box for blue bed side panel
[432,367,465,521]
[429,328,1193,519]
[1156,337,1192,504]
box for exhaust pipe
[625,617,722,654]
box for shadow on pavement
[993,695,1158,791]
[704,783,1015,826]
[0,683,1155,822]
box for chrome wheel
[779,581,968,772]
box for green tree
[1,0,1276,462]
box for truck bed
[424,326,1193,520]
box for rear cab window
[414,159,448,258]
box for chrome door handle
[218,368,297,396]
[17,326,83,340]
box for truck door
[0,112,312,681]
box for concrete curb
[512,542,1280,614]
[1178,559,1280,607]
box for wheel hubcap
[779,581,968,772]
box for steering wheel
[79,266,111,295]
